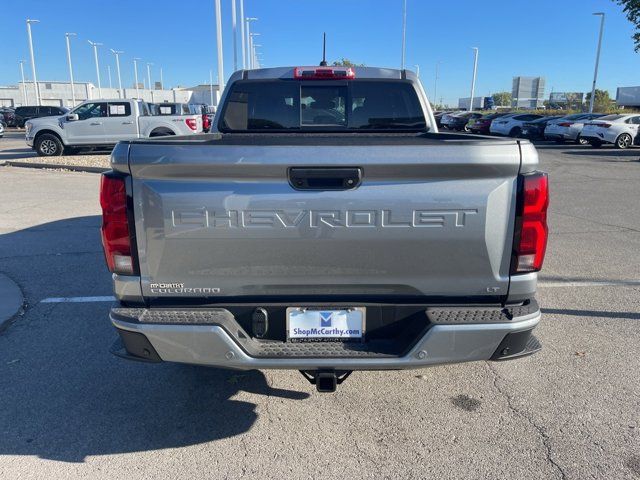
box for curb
[3,161,109,174]
[0,273,24,333]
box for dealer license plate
[286,308,365,342]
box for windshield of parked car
[220,80,427,132]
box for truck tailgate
[128,138,522,301]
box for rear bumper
[581,131,616,144]
[110,303,541,370]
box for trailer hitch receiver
[299,370,353,393]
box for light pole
[19,61,28,105]
[107,65,112,89]
[469,47,478,112]
[253,44,262,68]
[401,0,407,70]
[414,64,420,78]
[209,69,215,106]
[214,0,225,92]
[133,58,141,98]
[231,0,238,71]
[110,49,124,97]
[65,33,77,107]
[26,19,40,106]
[160,67,164,89]
[88,40,103,97]
[249,33,260,69]
[434,61,442,109]
[239,0,246,69]
[146,62,153,90]
[589,12,605,113]
[245,18,258,69]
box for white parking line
[40,296,116,303]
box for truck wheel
[576,135,589,145]
[35,134,63,157]
[150,129,175,137]
[615,133,632,149]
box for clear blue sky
[2,0,638,106]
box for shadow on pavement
[0,216,310,463]
[541,307,640,320]
[560,149,639,159]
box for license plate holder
[286,307,365,343]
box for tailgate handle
[288,167,362,190]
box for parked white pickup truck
[25,99,203,156]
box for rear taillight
[558,122,574,127]
[185,118,198,131]
[100,174,134,275]
[202,114,210,129]
[590,123,611,128]
[513,172,549,273]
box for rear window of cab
[220,80,426,132]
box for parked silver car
[543,113,606,144]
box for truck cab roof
[229,66,419,82]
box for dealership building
[0,80,221,109]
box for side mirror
[66,113,79,122]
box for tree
[332,58,365,67]
[585,89,613,112]
[615,0,640,51]
[492,92,512,107]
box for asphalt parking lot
[0,135,639,479]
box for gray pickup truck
[101,66,549,392]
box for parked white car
[580,114,640,149]
[490,113,543,137]
[25,99,203,156]
[0,122,4,138]
[543,113,606,144]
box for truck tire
[615,133,632,150]
[149,128,175,137]
[35,133,64,157]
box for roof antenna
[319,32,327,66]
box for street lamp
[107,65,112,89]
[214,0,225,92]
[26,19,40,106]
[401,0,407,69]
[231,0,238,71]
[65,33,77,107]
[589,12,605,113]
[249,32,260,69]
[245,18,258,69]
[146,62,153,91]
[88,40,103,98]
[253,44,262,68]
[19,61,28,105]
[210,69,215,107]
[469,47,479,112]
[434,61,442,109]
[133,58,141,98]
[110,49,124,98]
[160,67,164,90]
[239,0,246,69]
